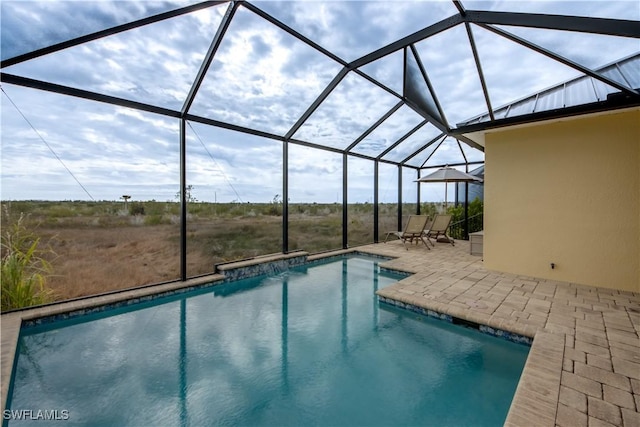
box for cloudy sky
[1,0,638,203]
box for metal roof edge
[452,97,640,135]
[457,52,640,127]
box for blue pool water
[6,256,529,426]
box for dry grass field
[41,224,182,299]
[1,201,411,303]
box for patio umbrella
[415,166,483,212]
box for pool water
[6,256,529,426]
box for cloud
[4,3,225,110]
[494,26,640,72]
[1,1,196,60]
[351,105,424,157]
[2,0,634,202]
[467,24,581,109]
[190,6,343,136]
[256,0,459,62]
[1,84,181,201]
[293,72,401,149]
[382,123,444,165]
[414,24,490,126]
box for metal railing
[449,213,483,240]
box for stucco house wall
[483,108,640,292]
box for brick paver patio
[362,239,640,427]
[2,239,639,426]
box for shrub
[129,202,145,216]
[266,205,282,216]
[1,213,54,311]
[446,197,484,239]
[144,215,164,226]
[420,202,439,218]
[47,205,76,218]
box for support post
[283,140,289,253]
[397,165,403,231]
[416,169,421,214]
[464,182,469,240]
[374,160,379,243]
[180,119,187,281]
[343,153,348,249]
[464,164,470,240]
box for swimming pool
[6,255,529,426]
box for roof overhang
[453,95,640,147]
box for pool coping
[3,245,637,426]
[0,247,557,422]
[375,290,563,426]
[1,273,226,414]
[363,241,640,427]
[0,249,385,413]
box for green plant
[175,185,197,203]
[129,202,145,216]
[1,213,54,311]
[446,197,484,239]
[144,214,164,226]
[420,202,439,218]
[266,194,283,216]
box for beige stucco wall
[484,108,640,292]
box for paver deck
[1,240,639,426]
[361,239,640,427]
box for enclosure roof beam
[1,1,228,69]
[186,112,410,167]
[400,133,445,165]
[182,2,239,115]
[465,23,495,121]
[247,1,404,116]
[287,137,408,167]
[352,68,403,100]
[241,1,348,67]
[1,73,181,118]
[404,99,448,134]
[477,23,639,96]
[377,119,428,160]
[456,139,468,164]
[420,137,446,168]
[1,70,420,167]
[284,67,349,140]
[464,10,640,38]
[346,101,404,152]
[348,14,464,70]
[421,160,484,170]
[185,114,289,142]
[452,0,466,16]
[409,45,450,129]
[456,134,484,152]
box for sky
[1,0,638,203]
